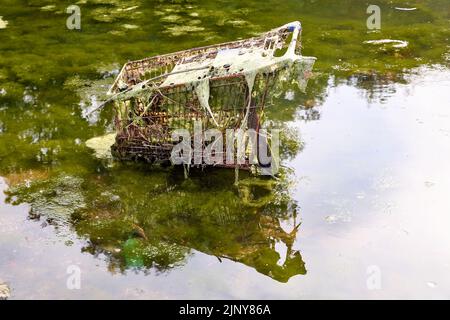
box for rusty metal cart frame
[107,21,312,170]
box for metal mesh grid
[109,24,302,167]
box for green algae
[6,174,86,226]
[163,25,205,36]
[160,14,183,23]
[85,133,116,159]
[5,159,304,280]
[0,16,8,29]
[0,0,449,283]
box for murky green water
[0,0,449,299]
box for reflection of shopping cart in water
[106,21,315,169]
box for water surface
[0,0,449,299]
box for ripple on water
[85,133,116,159]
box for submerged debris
[100,22,315,170]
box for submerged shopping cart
[107,21,315,170]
